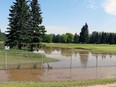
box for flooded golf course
[1,47,116,82]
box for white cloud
[87,0,98,10]
[45,26,74,34]
[103,0,116,15]
[73,0,98,11]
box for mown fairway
[43,43,116,54]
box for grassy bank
[0,79,116,87]
[0,42,58,66]
[0,50,58,64]
[43,43,116,54]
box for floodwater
[1,47,116,82]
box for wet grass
[1,79,116,87]
[43,43,116,54]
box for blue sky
[0,0,116,34]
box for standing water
[34,47,116,81]
[1,47,116,82]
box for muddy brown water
[1,47,116,82]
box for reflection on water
[1,67,116,82]
[41,67,116,81]
[61,48,73,57]
[1,47,116,82]
[43,47,53,54]
[34,47,116,81]
[79,51,89,68]
[37,47,116,68]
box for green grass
[0,42,58,65]
[43,43,116,54]
[1,79,116,87]
[0,50,58,64]
[0,42,4,49]
[0,49,58,70]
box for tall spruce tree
[29,0,46,51]
[6,0,30,49]
[79,23,89,43]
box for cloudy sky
[0,0,116,34]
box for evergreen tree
[55,34,62,43]
[90,31,99,44]
[52,34,56,43]
[6,0,30,49]
[74,33,79,43]
[29,0,46,51]
[106,33,110,44]
[79,23,89,43]
[101,32,107,44]
[114,34,116,44]
[108,33,115,44]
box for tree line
[3,0,116,52]
[43,23,116,44]
[5,0,46,51]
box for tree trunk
[18,43,22,50]
[29,43,34,51]
[30,45,33,51]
